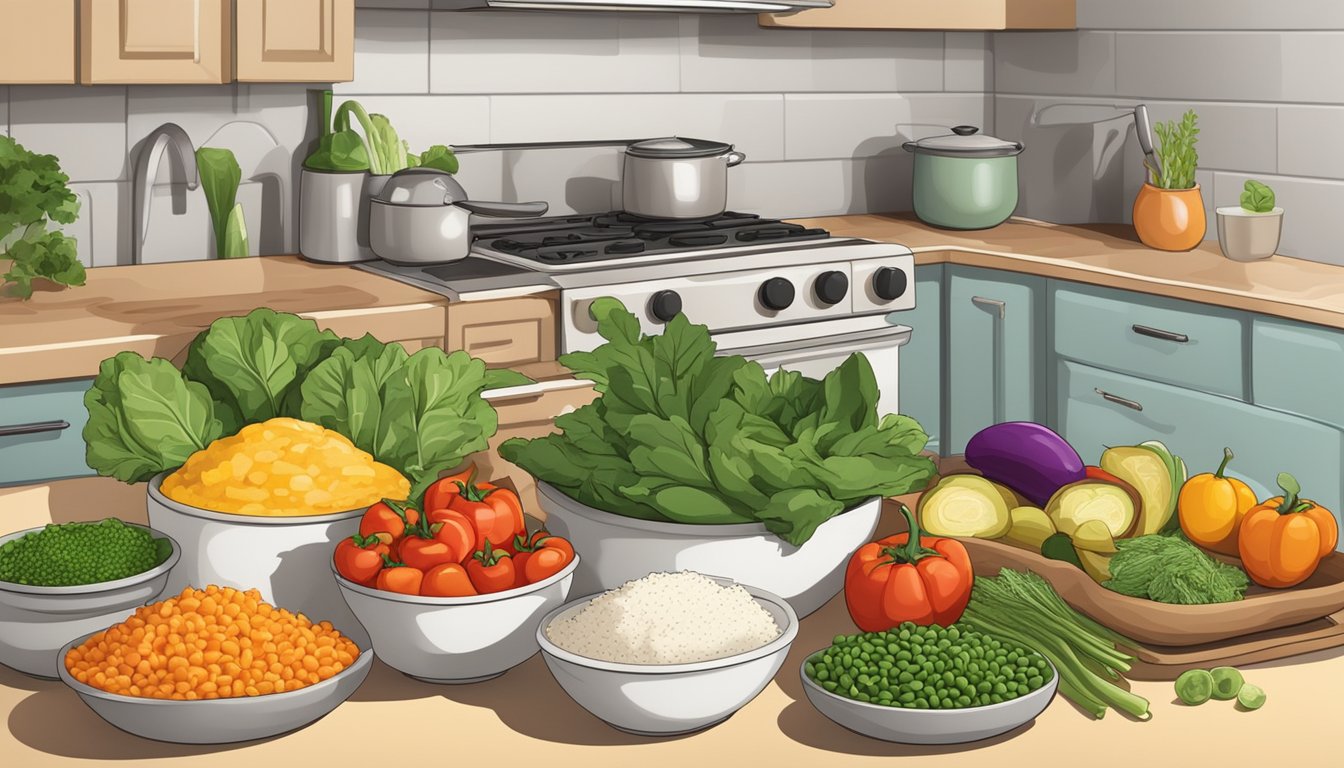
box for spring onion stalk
[960,569,1151,720]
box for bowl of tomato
[331,470,580,684]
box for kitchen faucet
[132,123,199,264]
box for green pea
[1237,683,1266,711]
[1174,669,1215,706]
[1210,667,1245,701]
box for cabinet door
[1057,360,1344,540]
[80,0,233,84]
[946,266,1043,454]
[0,1,76,84]
[235,0,354,82]
[0,379,95,486]
[899,265,944,454]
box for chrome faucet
[132,123,199,264]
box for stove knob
[649,290,683,323]
[759,277,796,311]
[873,266,909,302]
[814,271,849,306]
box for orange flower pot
[1133,183,1207,252]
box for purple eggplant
[963,422,1086,507]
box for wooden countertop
[792,213,1344,330]
[0,477,1332,767]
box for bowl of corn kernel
[147,417,411,643]
[59,585,372,744]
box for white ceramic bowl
[58,632,373,744]
[0,523,179,679]
[146,472,367,644]
[536,577,799,736]
[800,651,1059,744]
[535,482,880,618]
[333,553,578,684]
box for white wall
[995,0,1344,266]
[1,8,991,267]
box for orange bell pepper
[1238,472,1339,588]
[844,504,974,632]
[1178,447,1258,555]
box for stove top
[469,211,830,270]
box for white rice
[545,571,782,665]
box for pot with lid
[902,126,1024,231]
[370,168,549,265]
[623,137,747,220]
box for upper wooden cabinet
[234,0,354,82]
[80,0,234,84]
[759,0,1076,30]
[0,1,77,84]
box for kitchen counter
[0,477,1333,767]
[793,213,1344,331]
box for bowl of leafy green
[499,299,937,618]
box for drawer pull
[0,420,71,437]
[1132,324,1189,343]
[1094,388,1143,412]
[971,295,1006,319]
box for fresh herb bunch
[1148,109,1200,189]
[1,135,84,299]
[1240,179,1276,213]
[1102,531,1250,604]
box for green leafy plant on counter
[1,135,84,299]
[497,298,937,547]
[1102,530,1250,604]
[85,308,532,497]
[302,91,459,176]
[1147,109,1199,190]
[1240,179,1277,213]
[196,147,250,259]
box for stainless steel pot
[902,126,1024,231]
[299,170,389,264]
[622,137,746,220]
[370,168,548,265]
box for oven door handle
[714,323,913,360]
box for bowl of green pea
[800,623,1058,744]
[0,519,179,679]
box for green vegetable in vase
[1102,532,1250,604]
[1210,666,1245,700]
[195,147,248,260]
[0,519,171,587]
[1174,668,1214,705]
[1240,180,1276,213]
[417,144,460,174]
[1148,109,1200,190]
[223,203,249,259]
[1237,682,1266,711]
[497,298,936,546]
[1,135,84,299]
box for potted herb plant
[1216,180,1283,261]
[1,136,85,299]
[1133,109,1205,252]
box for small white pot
[1216,206,1283,262]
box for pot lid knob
[951,126,980,136]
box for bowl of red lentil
[57,585,373,744]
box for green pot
[903,126,1024,230]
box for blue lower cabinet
[0,378,95,486]
[1252,316,1344,429]
[1057,360,1344,545]
[899,265,943,454]
[946,266,1044,455]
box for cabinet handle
[1132,324,1189,343]
[971,295,1006,319]
[971,296,1008,423]
[0,420,71,438]
[193,0,202,64]
[1094,388,1143,412]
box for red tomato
[421,563,478,598]
[466,542,516,594]
[425,507,477,562]
[400,537,459,572]
[521,533,575,585]
[360,499,419,540]
[422,466,475,519]
[332,532,392,586]
[376,565,424,595]
[450,482,526,554]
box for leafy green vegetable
[1240,179,1276,213]
[417,145,460,175]
[83,353,227,483]
[1148,109,1199,190]
[195,147,243,260]
[223,203,249,259]
[498,299,936,546]
[1103,532,1250,604]
[1,135,83,299]
[302,93,461,178]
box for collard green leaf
[418,145,460,174]
[756,488,844,547]
[196,147,242,260]
[483,367,536,391]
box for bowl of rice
[535,571,798,736]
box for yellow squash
[1177,447,1257,556]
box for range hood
[432,0,833,12]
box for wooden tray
[1122,611,1344,680]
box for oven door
[710,315,911,418]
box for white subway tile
[9,86,127,182]
[945,32,992,92]
[785,93,991,161]
[727,157,911,219]
[0,87,8,135]
[60,182,129,268]
[127,86,239,177]
[336,9,430,95]
[681,15,943,93]
[1143,102,1277,175]
[994,32,1115,96]
[1079,0,1344,30]
[490,94,784,161]
[430,11,679,94]
[1213,172,1344,265]
[1279,106,1344,179]
[331,94,490,150]
[1116,32,1344,104]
